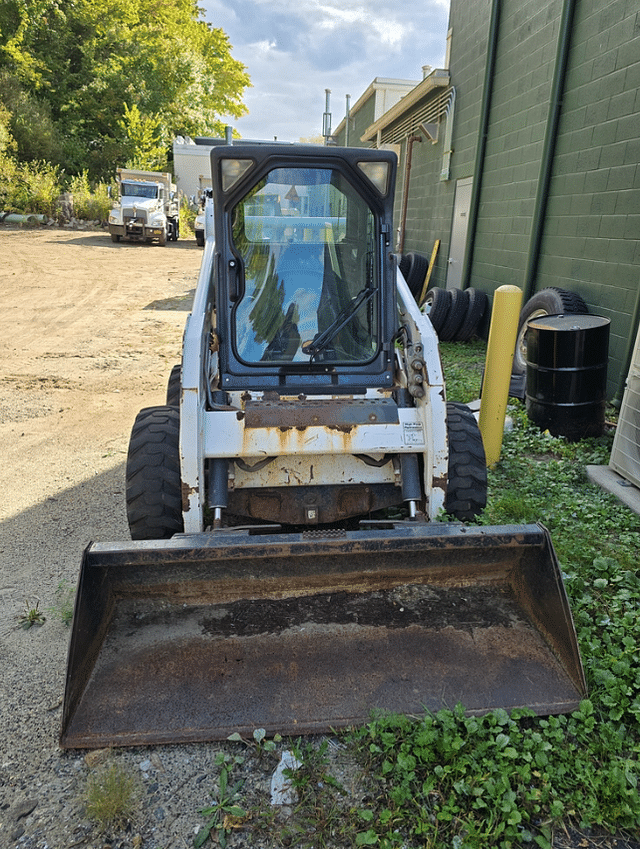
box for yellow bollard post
[478,285,523,467]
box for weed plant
[18,599,45,629]
[48,578,75,625]
[84,761,140,830]
[195,754,247,848]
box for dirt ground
[1,225,639,849]
[0,225,206,848]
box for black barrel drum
[525,314,610,440]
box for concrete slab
[586,465,640,517]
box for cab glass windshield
[231,167,378,364]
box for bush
[180,198,196,235]
[1,159,61,214]
[67,171,114,221]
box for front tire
[166,363,181,407]
[445,402,487,521]
[126,406,183,539]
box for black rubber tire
[439,289,470,341]
[126,406,183,540]
[166,363,181,407]
[445,402,487,521]
[422,288,452,335]
[402,251,430,300]
[513,287,589,375]
[455,288,489,342]
[398,254,411,279]
[110,233,120,243]
[195,231,204,247]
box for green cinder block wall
[398,0,639,398]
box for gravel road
[0,225,341,849]
[1,224,638,849]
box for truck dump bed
[61,522,586,748]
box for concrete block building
[334,0,639,400]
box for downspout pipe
[398,134,422,254]
[460,0,501,291]
[522,0,577,302]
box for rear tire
[445,402,487,521]
[126,406,183,540]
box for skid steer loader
[61,144,586,749]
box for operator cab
[211,145,398,394]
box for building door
[446,177,473,290]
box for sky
[200,0,451,143]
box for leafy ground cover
[238,339,640,849]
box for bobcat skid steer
[61,145,585,748]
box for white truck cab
[109,169,179,246]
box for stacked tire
[398,252,430,300]
[422,287,488,342]
[512,287,589,377]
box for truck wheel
[422,288,451,335]
[196,231,204,247]
[439,289,470,341]
[455,288,488,342]
[110,233,120,243]
[166,364,181,407]
[158,228,167,247]
[513,288,588,375]
[401,251,429,300]
[445,402,487,521]
[126,406,183,539]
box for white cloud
[201,0,450,141]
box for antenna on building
[345,94,351,146]
[322,89,332,145]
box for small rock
[11,798,38,821]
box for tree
[0,0,250,178]
[118,103,167,171]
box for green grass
[194,340,640,849]
[339,341,640,848]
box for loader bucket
[61,523,586,749]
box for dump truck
[108,169,179,245]
[61,144,586,749]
